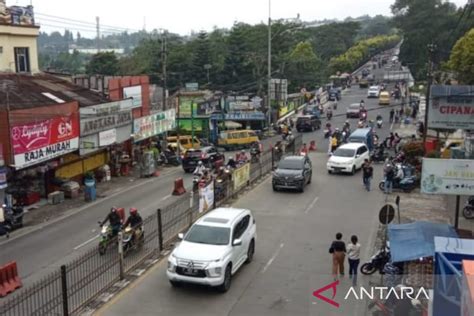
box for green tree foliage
[286,41,322,90]
[328,35,401,74]
[448,28,474,84]
[86,52,119,75]
[192,31,211,85]
[391,0,472,80]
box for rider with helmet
[101,207,122,237]
[193,161,206,176]
[123,207,143,243]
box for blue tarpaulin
[388,221,458,263]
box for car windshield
[333,148,355,157]
[349,104,360,110]
[278,159,303,170]
[184,225,230,245]
[297,118,310,123]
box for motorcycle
[333,102,338,110]
[122,225,145,253]
[357,120,365,128]
[360,246,391,275]
[379,175,417,193]
[157,150,180,166]
[360,111,367,121]
[324,128,332,139]
[463,196,474,219]
[98,223,114,255]
[250,147,260,163]
[377,119,383,128]
[326,111,333,120]
[2,204,24,232]
[370,148,389,163]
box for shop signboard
[429,85,474,130]
[179,96,204,117]
[199,182,214,213]
[11,114,79,169]
[421,158,474,195]
[133,109,176,142]
[80,99,134,116]
[80,111,132,136]
[99,129,117,146]
[123,86,143,108]
[224,112,266,121]
[233,163,250,192]
[179,119,204,132]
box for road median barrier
[172,178,186,196]
[0,261,22,297]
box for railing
[0,134,302,315]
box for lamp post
[267,0,272,129]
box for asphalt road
[98,67,402,316]
[0,134,284,288]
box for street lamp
[267,0,272,129]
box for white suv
[327,143,370,175]
[367,86,380,98]
[167,207,256,292]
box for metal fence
[0,136,302,316]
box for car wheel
[299,183,305,193]
[169,280,181,288]
[218,265,232,293]
[351,166,356,175]
[272,184,278,192]
[328,170,332,174]
[308,174,312,184]
[379,181,385,191]
[245,240,255,264]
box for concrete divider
[0,261,22,297]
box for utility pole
[96,16,100,53]
[422,43,436,148]
[267,0,272,129]
[161,30,167,111]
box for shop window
[14,47,30,73]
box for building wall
[0,25,40,73]
[108,76,150,118]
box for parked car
[167,136,201,150]
[217,130,259,151]
[327,143,370,175]
[272,155,312,192]
[166,207,257,292]
[296,115,321,132]
[346,103,361,118]
[367,86,380,98]
[379,91,390,105]
[182,146,225,173]
[328,89,341,101]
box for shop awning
[388,221,458,263]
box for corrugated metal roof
[0,73,109,109]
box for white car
[327,143,370,175]
[167,207,256,292]
[367,86,380,98]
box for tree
[448,28,474,84]
[286,41,322,90]
[192,31,211,85]
[86,52,119,75]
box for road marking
[160,194,172,201]
[390,122,394,130]
[262,243,284,273]
[304,196,319,214]
[74,234,99,250]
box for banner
[11,113,79,156]
[99,129,117,146]
[14,138,79,169]
[233,163,250,191]
[421,158,474,195]
[133,109,176,141]
[199,182,214,213]
[429,85,474,130]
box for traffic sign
[379,204,395,225]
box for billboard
[421,158,474,195]
[429,85,474,130]
[11,114,80,169]
[133,109,176,141]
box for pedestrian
[362,159,374,191]
[389,109,395,123]
[394,110,400,123]
[383,161,395,194]
[0,206,9,239]
[347,235,361,285]
[388,132,395,148]
[393,133,402,153]
[399,106,404,118]
[329,232,346,280]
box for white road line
[304,196,319,214]
[390,122,394,130]
[160,194,172,201]
[262,243,284,273]
[74,234,99,250]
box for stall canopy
[388,221,458,263]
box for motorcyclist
[359,99,365,109]
[394,164,404,186]
[376,113,383,121]
[226,157,237,169]
[123,207,143,243]
[368,120,375,129]
[326,107,333,119]
[300,143,309,156]
[237,150,249,164]
[193,161,206,176]
[101,207,122,237]
[201,169,212,184]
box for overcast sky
[10,0,467,37]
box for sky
[10,0,468,37]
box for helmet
[345,120,349,124]
[130,207,138,215]
[111,207,117,213]
[198,161,203,166]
